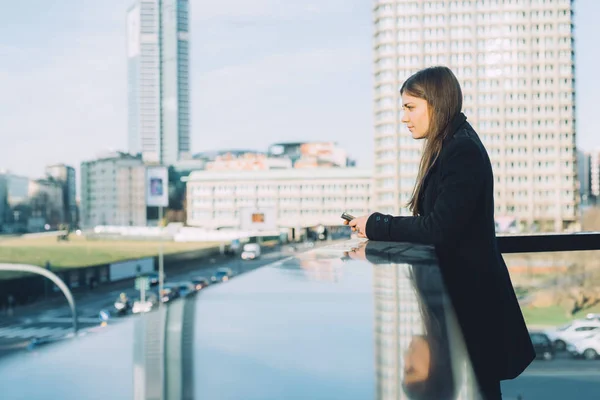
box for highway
[0,243,306,359]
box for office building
[0,176,7,229]
[127,0,190,165]
[46,164,78,226]
[186,168,372,230]
[80,152,147,228]
[205,153,292,171]
[28,178,64,230]
[0,171,29,207]
[268,142,352,168]
[588,149,600,202]
[373,0,577,232]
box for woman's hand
[343,214,370,239]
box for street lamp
[0,263,78,333]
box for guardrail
[498,232,600,253]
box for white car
[566,332,600,360]
[544,320,600,350]
[585,313,600,322]
[241,250,258,260]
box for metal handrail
[0,264,78,333]
[498,232,600,253]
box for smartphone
[340,212,355,222]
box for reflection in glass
[366,242,480,399]
[133,294,195,400]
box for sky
[0,0,598,179]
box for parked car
[566,332,600,360]
[585,313,600,322]
[529,331,554,360]
[211,267,234,283]
[544,320,600,351]
[191,277,210,291]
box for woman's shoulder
[440,124,491,169]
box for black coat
[366,113,535,384]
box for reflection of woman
[358,242,457,399]
[346,67,534,398]
[403,267,455,400]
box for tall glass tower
[127,0,190,165]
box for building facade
[588,149,600,201]
[45,164,78,226]
[0,172,29,207]
[186,168,373,229]
[28,178,64,230]
[127,0,190,165]
[373,0,578,232]
[0,176,7,229]
[80,153,147,228]
[268,142,352,168]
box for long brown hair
[401,66,463,216]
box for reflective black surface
[0,240,481,399]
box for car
[241,243,261,260]
[141,272,166,287]
[160,284,181,303]
[544,320,600,351]
[529,331,554,360]
[585,313,600,322]
[566,332,600,360]
[176,282,196,297]
[132,293,159,314]
[211,267,234,283]
[241,250,258,260]
[191,277,210,290]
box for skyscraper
[127,0,190,165]
[373,0,578,232]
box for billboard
[146,166,169,207]
[240,207,277,231]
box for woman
[346,66,535,399]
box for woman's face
[403,335,431,384]
[401,93,431,140]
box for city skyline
[0,0,599,180]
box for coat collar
[442,112,468,145]
[419,112,468,211]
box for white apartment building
[373,0,578,232]
[186,168,373,229]
[80,153,147,228]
